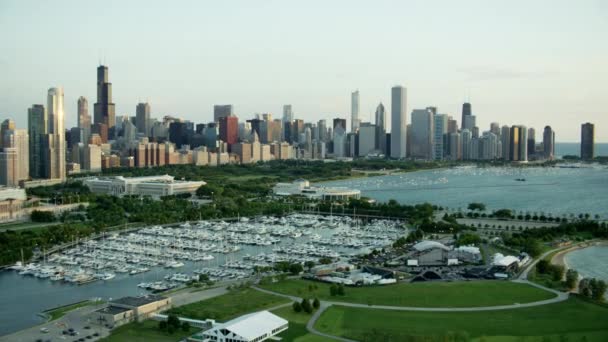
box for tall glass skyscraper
[390,86,407,159]
[93,65,116,129]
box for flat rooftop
[110,295,166,308]
[95,305,131,315]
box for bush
[337,284,345,296]
[329,284,338,297]
[313,298,320,309]
[565,269,578,290]
[301,298,312,314]
[181,321,190,332]
[30,210,56,222]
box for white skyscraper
[351,90,360,133]
[47,87,66,181]
[390,86,407,159]
[410,109,434,160]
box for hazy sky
[1,0,607,141]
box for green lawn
[271,306,327,342]
[167,287,289,321]
[99,320,192,342]
[260,279,556,307]
[315,297,608,342]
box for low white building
[83,175,205,198]
[273,179,360,201]
[190,310,288,342]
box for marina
[0,213,405,335]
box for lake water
[323,165,608,218]
[555,143,608,158]
[564,246,608,282]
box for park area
[259,279,556,307]
[314,297,608,342]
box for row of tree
[292,297,320,313]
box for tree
[301,298,312,313]
[590,279,607,302]
[304,261,316,271]
[30,210,56,222]
[337,284,345,296]
[468,203,486,211]
[329,284,338,297]
[313,297,320,309]
[565,269,578,290]
[292,301,302,313]
[579,278,592,298]
[289,263,303,275]
[536,259,550,274]
[551,264,565,282]
[181,321,190,332]
[158,321,167,331]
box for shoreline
[551,240,608,271]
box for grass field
[99,320,192,342]
[260,279,556,307]
[167,287,289,321]
[271,306,327,342]
[315,297,608,342]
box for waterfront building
[213,104,233,122]
[90,295,171,328]
[192,311,288,342]
[461,129,472,160]
[433,114,448,160]
[390,85,407,159]
[351,90,360,132]
[490,122,501,137]
[273,179,361,201]
[527,127,536,157]
[581,122,595,159]
[84,175,205,198]
[543,126,555,160]
[410,108,434,160]
[448,132,461,160]
[93,65,116,130]
[509,125,528,162]
[501,125,511,161]
[136,102,151,136]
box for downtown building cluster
[0,64,600,189]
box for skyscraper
[93,65,116,130]
[2,129,29,182]
[317,119,327,142]
[46,87,66,180]
[282,105,293,123]
[433,114,448,160]
[580,123,595,159]
[0,119,16,149]
[461,129,472,160]
[543,126,555,160]
[214,105,233,122]
[28,104,47,178]
[351,90,360,132]
[0,148,18,187]
[490,122,501,137]
[509,125,528,162]
[136,102,151,136]
[77,96,91,145]
[358,123,376,157]
[390,86,407,159]
[219,116,239,145]
[410,108,434,160]
[375,103,386,152]
[501,125,511,161]
[461,102,472,130]
[527,127,536,157]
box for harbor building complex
[83,175,205,198]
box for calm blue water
[564,247,608,282]
[555,142,608,157]
[323,166,608,218]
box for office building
[317,119,327,142]
[490,122,501,137]
[282,105,293,123]
[0,148,18,187]
[136,102,151,136]
[77,96,91,144]
[93,65,116,130]
[358,123,376,157]
[461,102,472,130]
[2,129,29,182]
[351,90,360,132]
[28,104,47,179]
[333,125,346,157]
[375,103,386,152]
[448,132,461,160]
[0,120,15,149]
[84,175,205,198]
[461,129,472,160]
[213,105,233,122]
[501,125,510,161]
[219,115,238,145]
[390,86,407,159]
[543,126,555,160]
[410,109,434,159]
[581,123,595,159]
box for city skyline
[1,0,607,142]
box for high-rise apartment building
[77,96,91,144]
[0,119,15,149]
[501,125,511,161]
[2,129,29,182]
[351,90,360,132]
[93,65,116,130]
[527,127,536,157]
[45,87,66,180]
[509,125,528,162]
[543,126,555,160]
[433,114,448,160]
[136,102,151,136]
[580,122,595,160]
[390,86,407,159]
